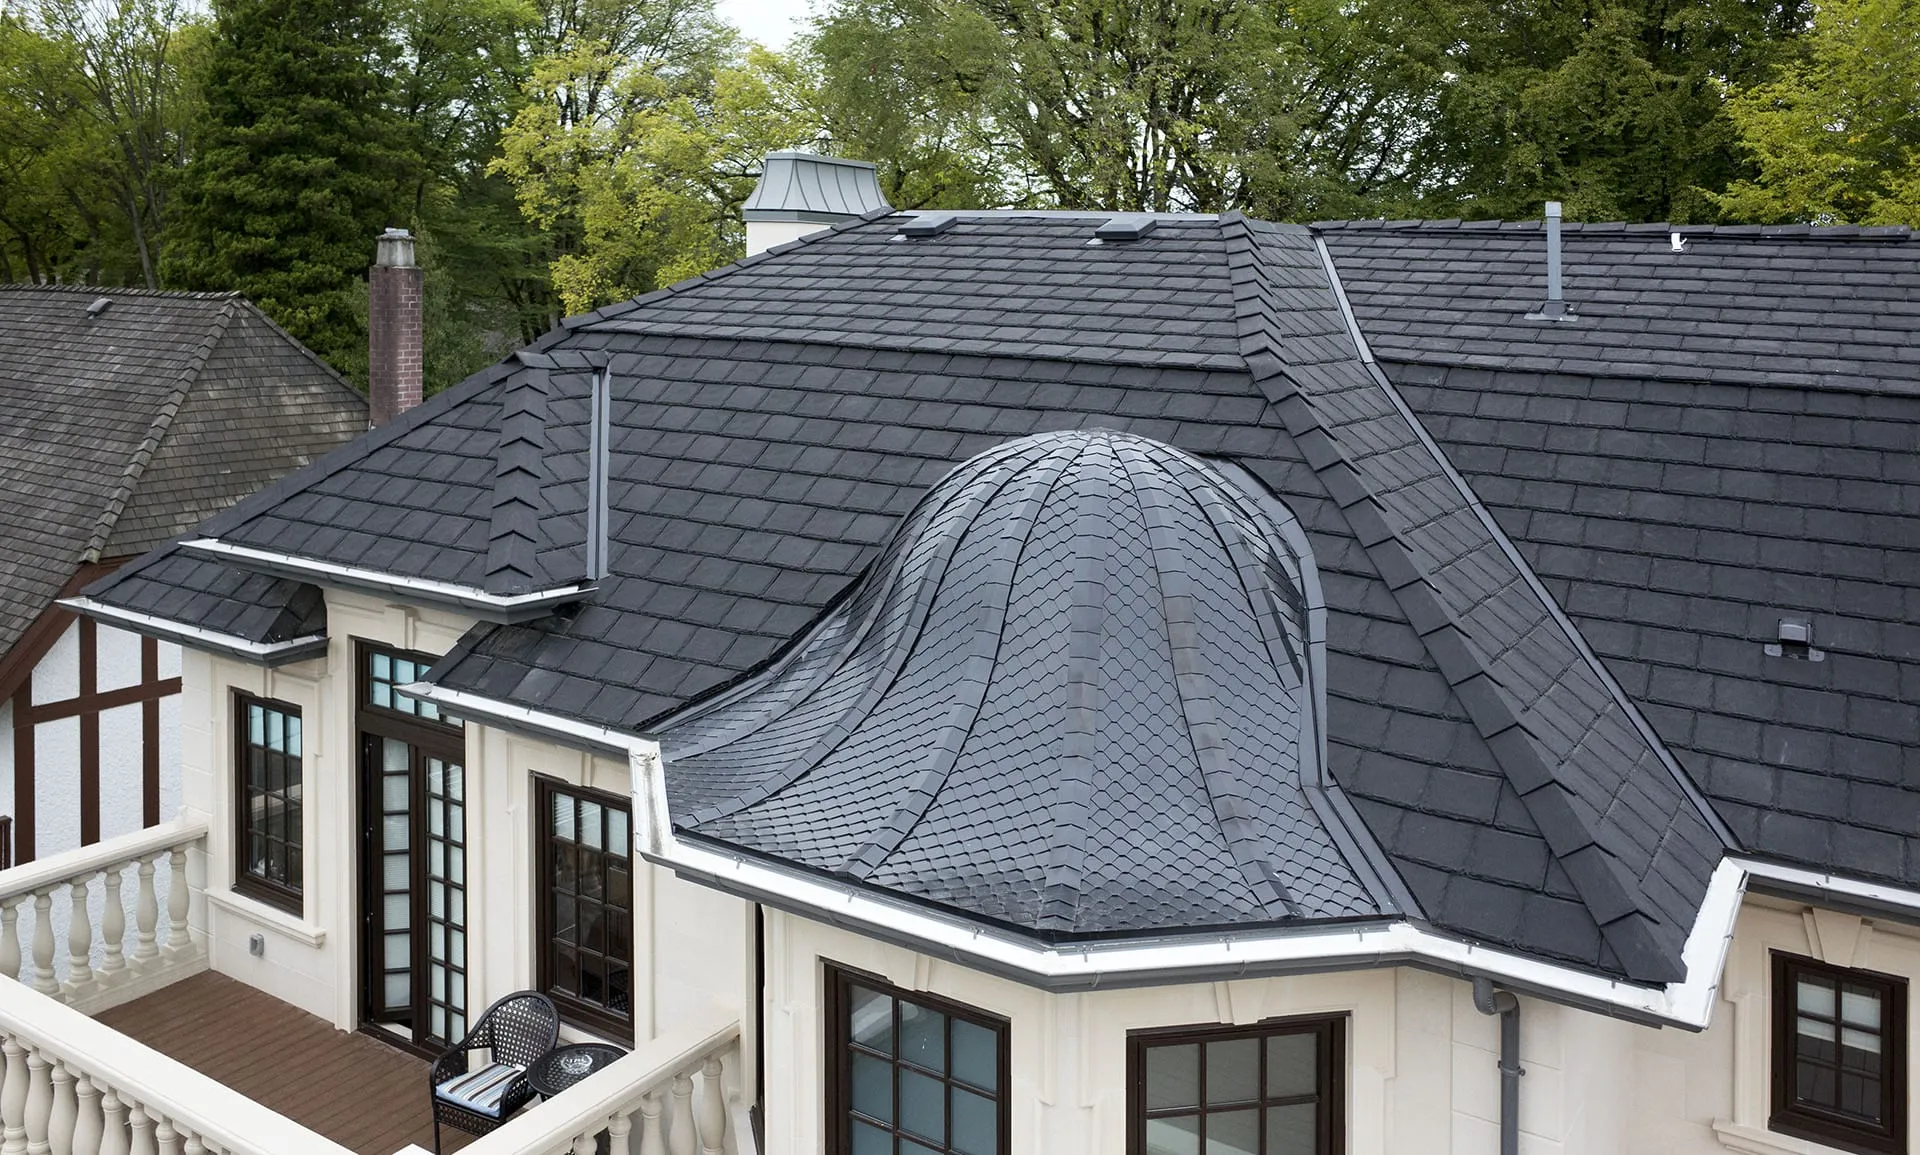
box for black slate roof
[79,210,1920,983]
[1320,221,1920,893]
[0,286,366,660]
[1318,220,1920,393]
[660,429,1396,938]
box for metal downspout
[1472,977,1524,1155]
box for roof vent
[1524,202,1576,322]
[1670,231,1689,253]
[896,213,958,239]
[1093,217,1158,243]
[86,297,112,318]
[1765,616,1826,662]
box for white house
[1,158,1914,1155]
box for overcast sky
[715,0,816,46]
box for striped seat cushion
[435,1061,525,1117]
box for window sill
[206,888,326,947]
[1714,1120,1885,1155]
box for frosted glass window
[1774,954,1903,1149]
[831,967,1004,1155]
[1133,1020,1338,1155]
[234,694,303,913]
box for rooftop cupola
[741,152,890,256]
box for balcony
[0,821,748,1155]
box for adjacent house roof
[0,285,365,675]
[75,213,1920,991]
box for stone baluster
[163,851,189,959]
[607,1110,633,1155]
[100,865,127,983]
[695,1057,724,1155]
[132,862,157,964]
[125,1106,153,1155]
[71,1077,100,1155]
[569,1127,598,1155]
[665,1072,695,1155]
[153,1118,179,1155]
[635,1091,664,1155]
[24,1049,49,1155]
[0,900,21,984]
[2,1039,28,1155]
[45,1063,71,1155]
[29,894,57,997]
[97,1090,127,1155]
[65,879,95,1000]
[180,1135,204,1155]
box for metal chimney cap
[375,228,416,268]
[743,152,890,224]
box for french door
[356,643,470,1055]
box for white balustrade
[458,1020,744,1155]
[0,973,351,1155]
[0,821,207,1015]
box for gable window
[1772,953,1907,1155]
[825,964,1009,1155]
[233,693,303,914]
[536,777,632,1035]
[1128,1017,1344,1155]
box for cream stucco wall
[754,898,1920,1155]
[183,585,748,1047]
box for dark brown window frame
[355,641,471,1056]
[824,961,1012,1155]
[534,774,635,1038]
[1772,952,1908,1155]
[231,690,304,915]
[1126,1014,1346,1155]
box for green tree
[493,1,817,314]
[1715,0,1920,224]
[1414,0,1808,222]
[0,0,203,285]
[163,0,412,373]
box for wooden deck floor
[97,971,470,1154]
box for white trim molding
[403,679,1920,1031]
[180,538,591,621]
[59,596,327,665]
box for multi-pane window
[234,693,303,913]
[1772,953,1907,1155]
[827,965,1008,1155]
[536,778,633,1034]
[366,649,462,728]
[1130,1017,1343,1155]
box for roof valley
[1220,215,1725,981]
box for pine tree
[163,0,408,375]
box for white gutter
[405,681,1920,1029]
[58,596,327,665]
[182,538,591,620]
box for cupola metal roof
[741,152,891,223]
[658,429,1398,940]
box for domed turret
[659,430,1390,938]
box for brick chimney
[368,228,423,426]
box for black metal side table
[527,1042,629,1099]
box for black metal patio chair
[428,990,561,1152]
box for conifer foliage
[163,0,409,371]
